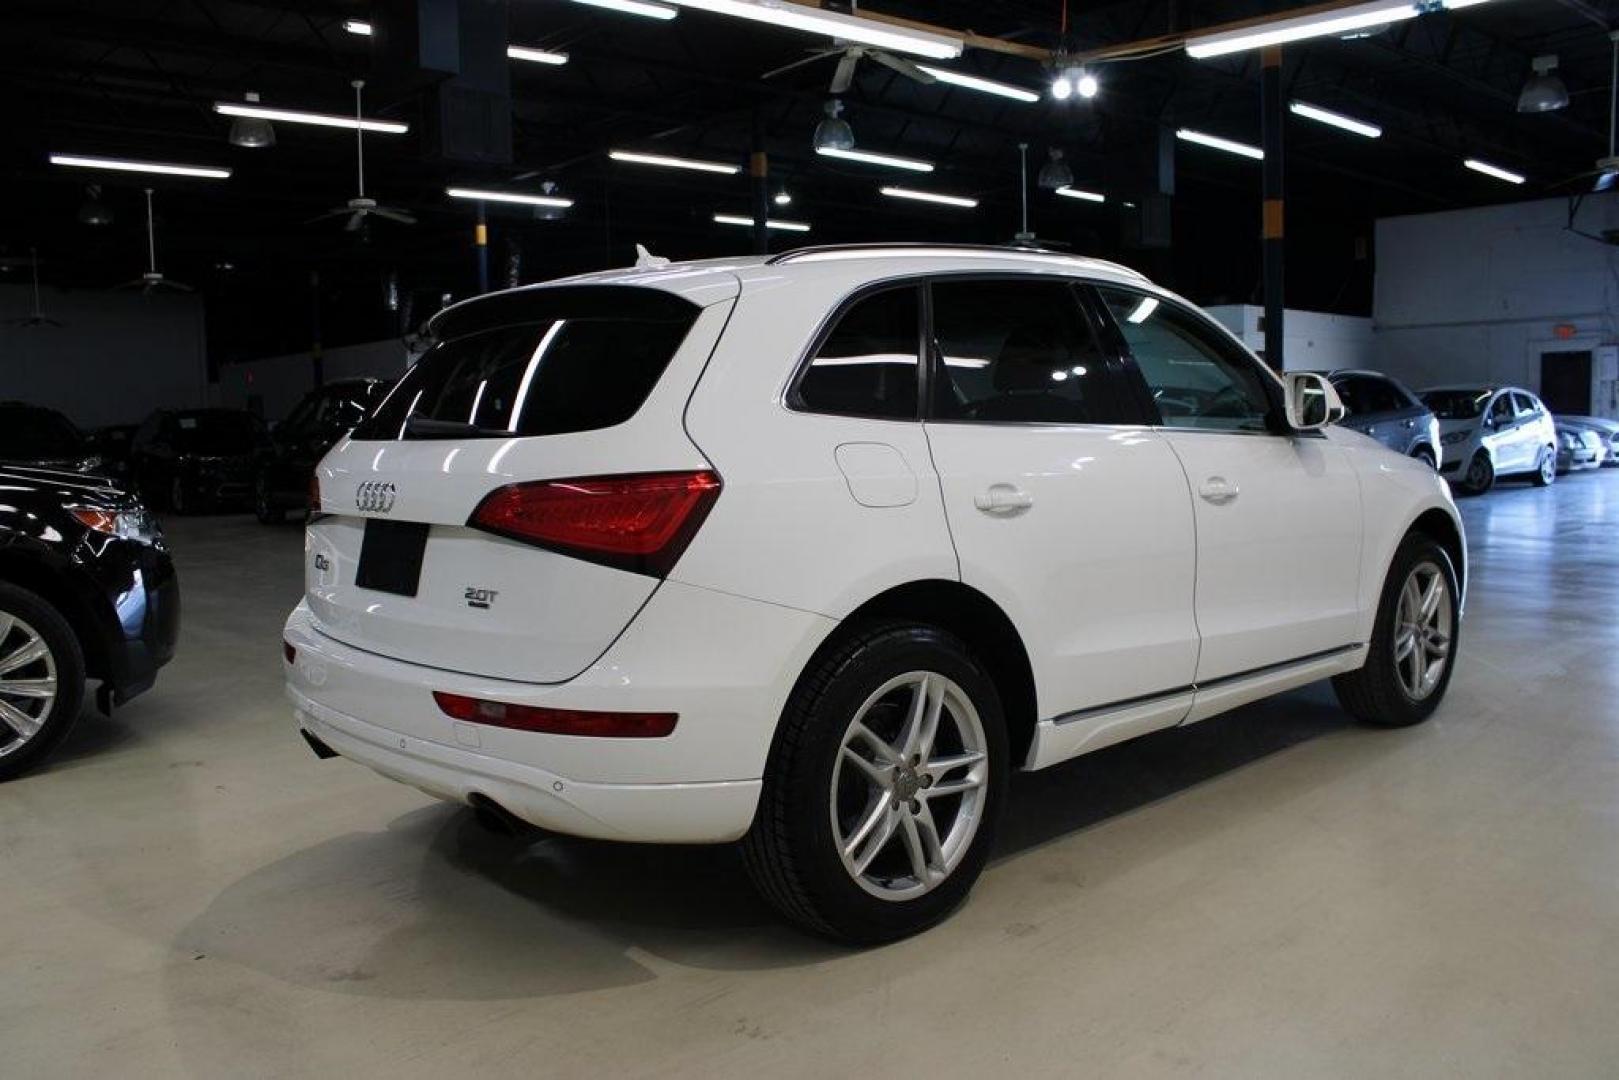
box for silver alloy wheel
[1540,449,1556,484]
[0,612,58,759]
[830,671,989,901]
[1393,562,1452,702]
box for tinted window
[173,411,262,455]
[1330,375,1373,416]
[1422,390,1488,420]
[930,280,1112,424]
[0,406,83,459]
[1511,392,1539,417]
[356,291,697,440]
[1356,375,1407,414]
[1097,287,1273,432]
[796,287,919,420]
[1488,394,1515,425]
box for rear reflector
[432,691,677,738]
[467,469,721,576]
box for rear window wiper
[403,417,509,439]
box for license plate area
[355,519,430,597]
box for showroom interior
[2,0,1618,1074]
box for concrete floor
[3,470,1617,1078]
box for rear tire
[742,622,1007,944]
[1532,446,1556,487]
[254,475,285,524]
[0,582,86,781]
[1333,535,1459,728]
[1460,451,1494,495]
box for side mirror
[1282,372,1345,432]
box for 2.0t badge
[356,481,397,514]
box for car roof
[440,244,1158,316]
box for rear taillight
[468,470,721,577]
[433,692,677,738]
[307,471,321,512]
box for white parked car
[284,245,1466,942]
[1420,385,1559,494]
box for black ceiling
[3,0,1615,363]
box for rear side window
[795,286,920,420]
[355,287,698,440]
[930,280,1112,424]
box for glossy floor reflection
[3,470,1616,1077]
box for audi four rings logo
[355,481,397,514]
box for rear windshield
[1421,390,1489,420]
[0,407,83,459]
[174,412,262,454]
[354,286,699,440]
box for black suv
[0,401,106,475]
[0,466,179,779]
[253,378,384,524]
[1318,369,1441,468]
[131,408,266,514]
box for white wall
[0,284,207,427]
[1373,194,1619,417]
[1204,304,1377,372]
[215,339,411,420]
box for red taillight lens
[433,692,677,738]
[468,470,721,576]
[283,640,296,664]
[307,471,321,512]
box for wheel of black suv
[1333,535,1460,729]
[1532,446,1556,487]
[0,582,86,782]
[1460,451,1494,495]
[742,622,1008,944]
[254,475,285,524]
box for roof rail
[765,242,1150,280]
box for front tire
[1333,535,1459,728]
[742,623,1008,944]
[0,582,86,781]
[1460,451,1494,495]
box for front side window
[1358,376,1407,415]
[795,286,920,420]
[1511,391,1540,417]
[1422,390,1488,420]
[1488,394,1515,426]
[929,280,1112,424]
[1096,286,1274,432]
[1331,375,1372,416]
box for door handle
[1198,476,1239,505]
[973,483,1034,515]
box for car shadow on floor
[172,685,1386,1000]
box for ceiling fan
[3,249,63,328]
[762,3,939,94]
[308,80,416,232]
[118,189,194,294]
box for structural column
[1260,45,1284,371]
[475,200,490,295]
[751,109,770,254]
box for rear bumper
[283,579,834,843]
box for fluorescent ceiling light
[609,149,740,174]
[569,0,679,18]
[1464,158,1525,184]
[880,185,977,208]
[659,0,961,60]
[915,64,1040,103]
[1055,186,1105,203]
[1176,128,1264,160]
[49,153,231,179]
[1126,297,1159,324]
[342,19,373,35]
[816,146,934,172]
[507,45,569,65]
[1185,1,1420,59]
[448,187,575,208]
[214,101,408,134]
[713,213,810,232]
[1289,100,1382,138]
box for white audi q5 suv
[284,244,1466,942]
